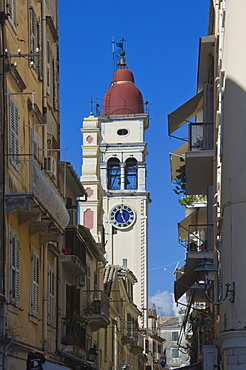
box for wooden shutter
[9,231,20,304]
[7,0,17,28]
[31,251,40,317]
[37,20,43,80]
[46,38,51,94]
[48,267,55,325]
[29,4,37,54]
[9,97,19,171]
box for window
[7,0,17,28]
[125,158,137,189]
[107,158,121,190]
[31,251,40,317]
[9,231,20,305]
[9,97,19,171]
[117,128,129,136]
[172,331,179,341]
[48,267,55,325]
[172,348,179,358]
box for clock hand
[119,209,127,222]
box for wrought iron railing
[189,123,214,151]
[180,224,213,252]
[82,290,110,319]
[64,229,86,265]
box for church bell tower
[100,43,150,326]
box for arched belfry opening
[107,158,121,190]
[125,158,137,189]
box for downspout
[0,294,12,370]
[55,251,60,353]
[41,0,47,155]
[42,243,48,352]
[3,337,12,370]
[114,319,118,370]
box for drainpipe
[3,337,12,370]
[42,243,48,352]
[41,0,47,155]
[0,294,12,370]
[114,319,118,370]
[0,293,7,337]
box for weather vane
[111,37,127,73]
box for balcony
[179,223,214,260]
[62,228,86,276]
[186,123,214,195]
[129,332,144,354]
[62,319,86,351]
[82,290,110,331]
[121,329,144,354]
[5,159,69,241]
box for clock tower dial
[110,204,135,229]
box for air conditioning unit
[68,209,78,226]
[43,156,56,177]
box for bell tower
[100,43,150,327]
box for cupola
[102,50,144,116]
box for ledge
[217,330,246,351]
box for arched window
[108,158,121,190]
[125,158,137,189]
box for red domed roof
[103,66,144,115]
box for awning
[169,142,188,182]
[178,207,207,241]
[43,361,72,369]
[174,260,198,302]
[173,362,202,370]
[168,90,204,135]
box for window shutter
[7,0,17,28]
[31,251,40,317]
[37,20,43,79]
[48,267,55,325]
[46,38,51,94]
[9,97,19,171]
[10,231,20,304]
[29,5,36,53]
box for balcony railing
[189,123,214,151]
[6,157,69,232]
[129,332,144,354]
[180,224,213,252]
[64,229,86,265]
[62,228,86,276]
[82,290,110,330]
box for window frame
[172,331,179,342]
[171,348,179,358]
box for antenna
[86,97,97,116]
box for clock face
[110,204,135,229]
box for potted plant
[62,311,88,346]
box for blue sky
[59,1,210,315]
